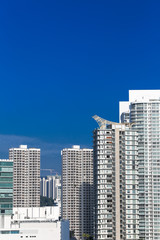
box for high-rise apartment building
[0,159,13,215]
[93,115,139,240]
[41,177,48,197]
[120,90,160,240]
[9,145,40,208]
[62,145,93,240]
[40,175,61,201]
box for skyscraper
[93,115,139,240]
[40,175,61,201]
[9,145,40,208]
[40,177,48,197]
[120,90,160,240]
[0,159,13,215]
[61,145,93,240]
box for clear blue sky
[0,0,160,172]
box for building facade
[93,115,139,240]
[0,206,69,240]
[0,159,13,215]
[120,90,160,240]
[40,175,61,201]
[62,145,93,240]
[9,145,40,208]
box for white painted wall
[0,207,69,240]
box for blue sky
[0,0,160,172]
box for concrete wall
[0,207,69,240]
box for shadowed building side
[62,145,93,240]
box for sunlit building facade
[40,175,61,201]
[93,115,139,240]
[9,145,40,208]
[120,90,160,240]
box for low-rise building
[0,206,69,240]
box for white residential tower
[9,145,40,208]
[120,90,160,240]
[93,115,139,240]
